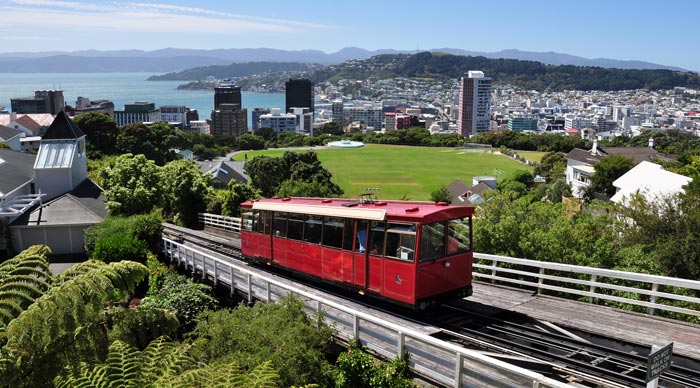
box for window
[420,222,445,262]
[252,210,261,233]
[322,217,344,249]
[355,221,368,252]
[368,221,386,256]
[241,209,253,231]
[263,211,272,235]
[447,218,471,255]
[304,215,322,244]
[343,219,355,251]
[385,223,416,262]
[273,212,288,238]
[287,213,304,241]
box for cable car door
[352,221,368,289]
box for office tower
[210,104,247,137]
[113,102,160,126]
[285,79,314,114]
[11,90,65,114]
[214,79,242,110]
[457,71,492,137]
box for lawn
[233,144,531,201]
[514,150,547,163]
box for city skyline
[0,0,698,71]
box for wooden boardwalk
[467,282,700,362]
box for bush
[92,233,148,263]
[334,338,414,388]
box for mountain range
[0,47,687,73]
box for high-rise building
[285,79,314,114]
[331,100,344,125]
[214,79,242,110]
[210,104,247,137]
[457,71,492,137]
[259,108,297,134]
[11,90,65,114]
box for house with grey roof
[565,139,667,198]
[201,159,249,188]
[1,111,106,257]
[445,178,494,206]
[0,125,24,150]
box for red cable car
[240,196,474,310]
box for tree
[534,152,567,179]
[190,295,333,387]
[73,112,119,157]
[254,126,276,141]
[236,134,266,150]
[102,153,162,215]
[117,122,185,165]
[589,155,635,197]
[317,122,344,136]
[222,183,261,217]
[244,155,289,197]
[160,159,213,227]
[0,252,148,388]
[430,186,453,203]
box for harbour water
[0,73,285,124]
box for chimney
[591,139,598,155]
[10,112,17,122]
[648,137,655,148]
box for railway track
[162,225,700,388]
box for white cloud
[1,0,335,33]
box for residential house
[610,161,691,205]
[0,125,23,150]
[1,111,106,256]
[566,140,665,197]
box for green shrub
[84,214,162,259]
[92,233,148,263]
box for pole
[646,345,659,388]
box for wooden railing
[197,212,700,320]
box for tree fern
[0,259,148,388]
[161,360,280,388]
[0,245,52,328]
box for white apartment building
[259,108,298,134]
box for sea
[0,72,285,124]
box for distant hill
[310,52,700,91]
[147,62,317,81]
[0,47,689,73]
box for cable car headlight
[444,261,451,268]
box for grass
[234,144,531,201]
[514,150,547,163]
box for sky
[0,0,698,71]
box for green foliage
[148,61,314,81]
[73,112,119,157]
[190,295,333,387]
[142,272,217,333]
[92,233,149,263]
[255,127,276,141]
[0,258,148,388]
[245,151,343,198]
[237,134,267,150]
[166,360,280,388]
[334,339,414,388]
[84,214,162,262]
[534,152,567,179]
[107,306,180,350]
[54,336,194,388]
[102,153,162,215]
[117,122,185,166]
[222,183,261,217]
[590,155,635,197]
[160,159,213,227]
[317,122,344,136]
[429,186,452,203]
[0,245,52,329]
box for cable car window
[287,213,304,241]
[355,221,368,252]
[241,209,253,231]
[447,218,471,255]
[263,211,273,235]
[385,223,416,262]
[322,217,344,249]
[252,210,261,233]
[304,215,322,244]
[273,212,288,238]
[369,221,386,256]
[420,222,446,262]
[343,219,355,251]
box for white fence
[161,237,571,388]
[473,253,700,318]
[197,212,700,319]
[198,213,241,233]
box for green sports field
[234,144,531,201]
